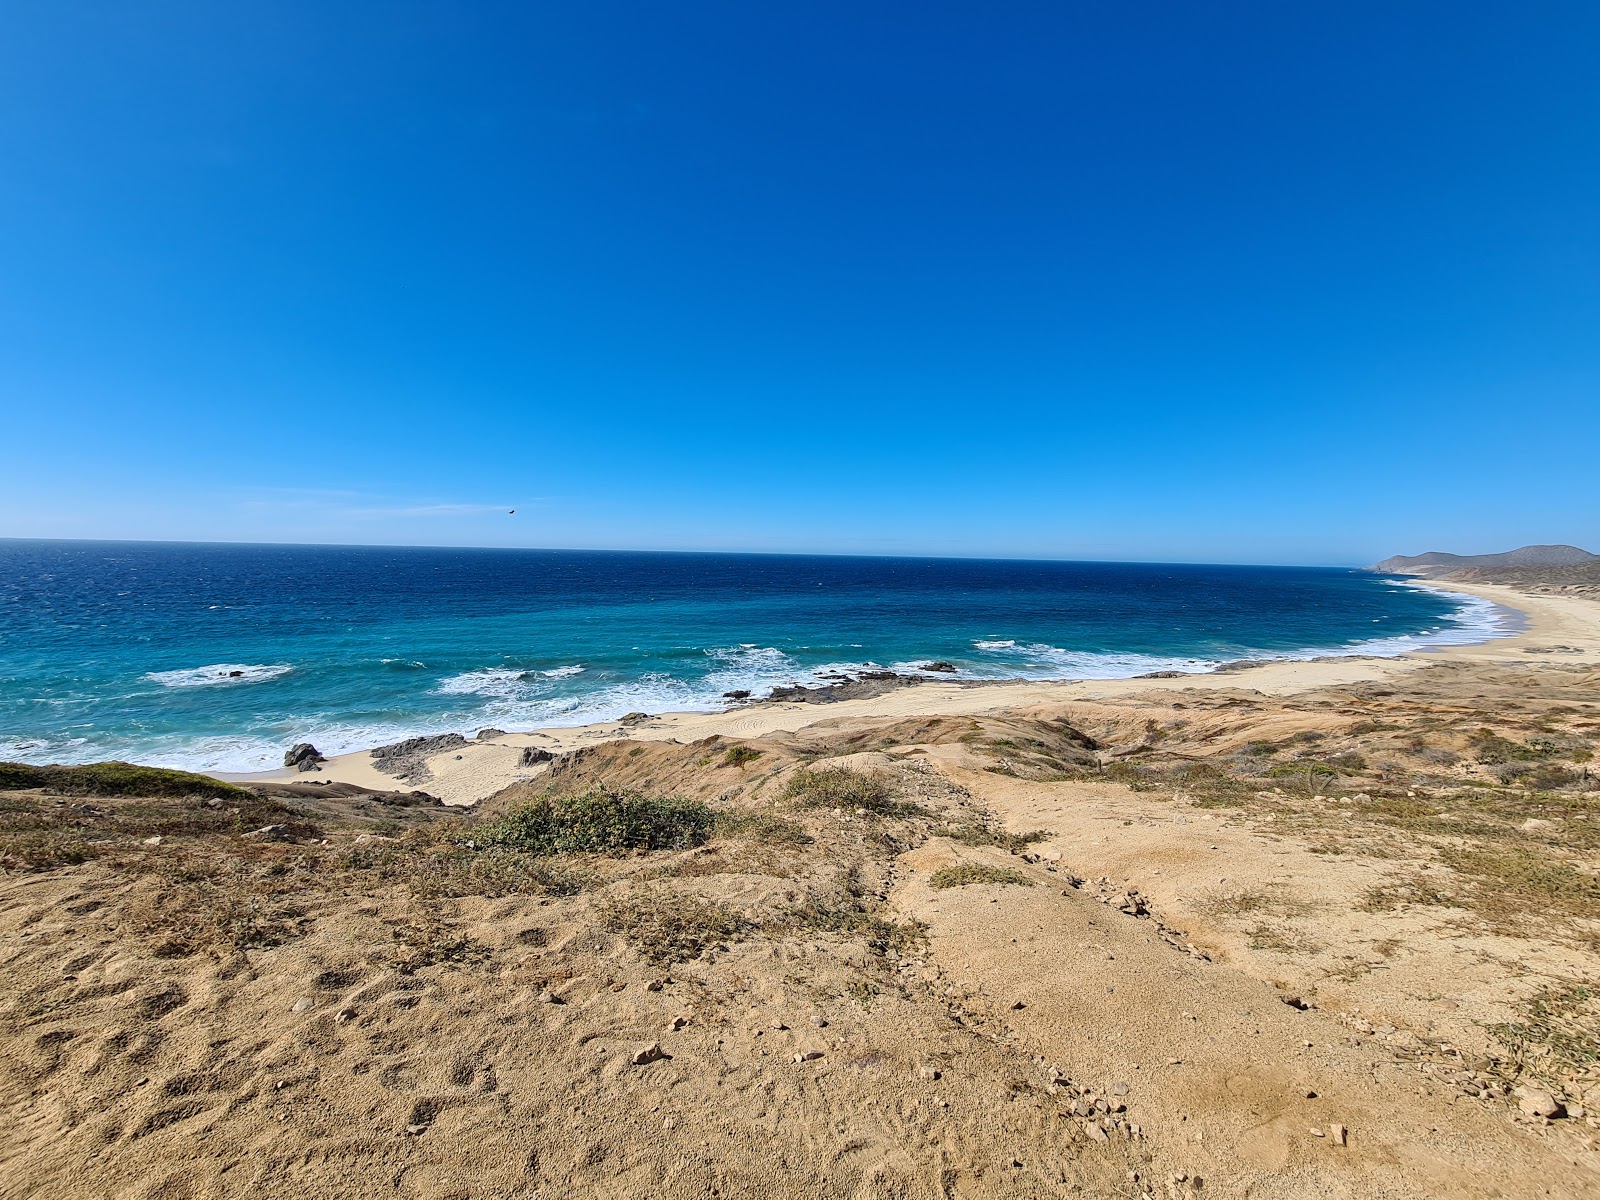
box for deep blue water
[0,540,1510,773]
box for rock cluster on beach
[282,742,324,772]
[369,732,468,783]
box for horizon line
[0,534,1379,572]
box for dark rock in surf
[921,661,958,674]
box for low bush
[478,791,714,855]
[721,745,764,769]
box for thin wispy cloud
[231,487,544,521]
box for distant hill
[1371,545,1599,579]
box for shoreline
[226,580,1600,806]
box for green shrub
[478,790,714,855]
[721,745,764,769]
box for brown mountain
[1371,544,1598,578]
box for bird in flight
[508,509,515,515]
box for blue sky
[1,2,1596,565]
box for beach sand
[240,581,1600,807]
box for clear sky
[1,2,1596,565]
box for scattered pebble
[291,997,314,1014]
[631,1042,666,1066]
[793,1049,825,1063]
[1516,1086,1564,1119]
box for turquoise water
[0,540,1511,772]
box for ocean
[0,540,1513,773]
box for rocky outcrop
[283,743,324,772]
[369,733,468,784]
[920,661,958,674]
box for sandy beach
[238,580,1600,806]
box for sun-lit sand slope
[4,581,1600,1197]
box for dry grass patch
[783,765,923,817]
[928,863,1034,890]
[599,887,752,964]
[1489,983,1600,1083]
[936,821,1051,853]
[1438,843,1600,930]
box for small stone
[1310,1127,1324,1137]
[537,990,562,1005]
[919,1066,941,1080]
[1085,1121,1109,1143]
[1166,1058,1183,1066]
[632,1042,666,1065]
[1515,1086,1564,1119]
[1111,1081,1130,1097]
[291,997,314,1014]
[669,1015,689,1031]
[645,979,666,991]
[809,1014,828,1028]
[793,1048,825,1063]
[335,1007,356,1022]
[405,1124,428,1136]
[242,823,287,840]
[141,836,162,846]
[1329,1123,1347,1145]
[1011,1000,1027,1010]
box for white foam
[540,665,587,679]
[145,663,293,688]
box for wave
[145,663,293,688]
[435,664,588,698]
[966,641,1222,681]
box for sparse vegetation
[599,888,751,963]
[407,847,594,899]
[1489,984,1600,1080]
[937,822,1050,852]
[721,745,764,769]
[783,765,921,816]
[928,863,1034,889]
[713,810,813,846]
